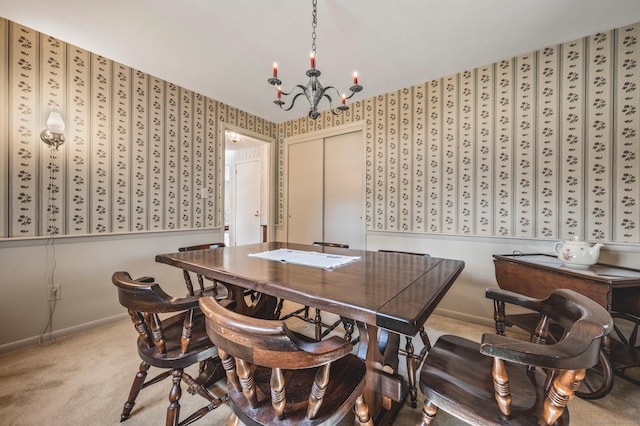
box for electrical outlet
[48,284,61,301]
[201,187,208,199]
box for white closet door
[324,132,364,249]
[287,138,324,244]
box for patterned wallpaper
[276,22,640,244]
[1,17,639,244]
[0,18,276,238]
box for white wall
[366,232,640,325]
[0,229,223,352]
[3,228,639,352]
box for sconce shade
[46,108,65,133]
[41,106,66,149]
[226,130,240,143]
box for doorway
[224,128,273,246]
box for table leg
[226,285,278,319]
[357,323,407,425]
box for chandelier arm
[278,84,307,97]
[323,94,341,116]
[319,88,346,116]
[344,90,359,100]
[279,92,309,112]
[321,85,342,99]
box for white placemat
[249,248,360,270]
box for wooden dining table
[155,241,465,424]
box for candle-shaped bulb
[310,51,316,68]
[277,86,282,99]
[273,62,278,78]
[353,72,359,85]
[341,94,346,105]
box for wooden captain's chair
[178,242,226,296]
[113,271,226,425]
[178,242,277,319]
[418,288,613,426]
[278,242,351,341]
[199,294,374,426]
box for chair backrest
[420,288,612,426]
[199,295,361,421]
[484,288,612,371]
[200,295,353,369]
[481,288,613,425]
[177,242,226,295]
[113,271,197,313]
[312,242,349,248]
[113,271,202,355]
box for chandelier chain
[311,0,317,54]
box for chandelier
[267,0,363,119]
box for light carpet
[0,306,638,425]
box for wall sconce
[226,131,240,143]
[41,106,65,150]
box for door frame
[219,122,276,244]
[283,120,366,245]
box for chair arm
[167,294,205,311]
[286,330,354,360]
[485,288,546,312]
[132,272,206,310]
[480,325,604,371]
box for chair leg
[121,361,150,421]
[274,298,285,319]
[354,394,374,426]
[406,326,432,408]
[167,369,183,426]
[226,413,242,426]
[343,318,355,342]
[315,308,322,341]
[405,336,418,408]
[419,399,438,426]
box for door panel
[235,159,261,245]
[324,132,364,249]
[288,139,323,244]
[287,129,364,249]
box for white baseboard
[0,308,490,354]
[0,313,129,354]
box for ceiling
[3,0,640,124]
